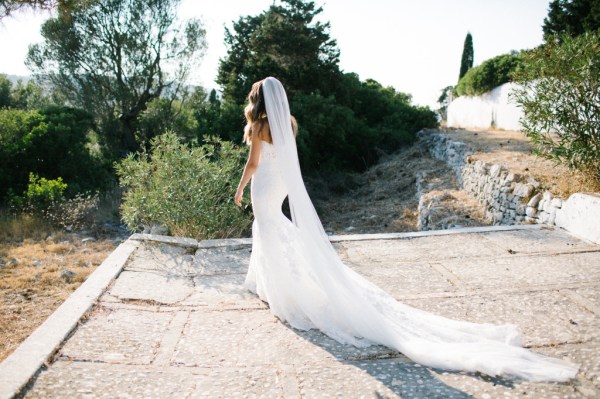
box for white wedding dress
[243,77,579,382]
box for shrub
[116,132,252,239]
[136,97,198,147]
[10,173,100,231]
[44,192,101,231]
[0,106,111,202]
[24,173,67,206]
[512,31,600,180]
[290,75,438,173]
[456,52,522,96]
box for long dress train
[244,140,579,382]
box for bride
[233,76,579,382]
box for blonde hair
[243,79,298,145]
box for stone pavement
[11,225,600,398]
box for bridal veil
[258,76,579,382]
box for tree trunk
[120,117,139,153]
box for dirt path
[309,142,488,235]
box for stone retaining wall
[417,130,562,226]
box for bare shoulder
[252,119,271,143]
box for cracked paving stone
[570,286,600,310]
[181,274,267,309]
[110,270,194,304]
[59,308,173,364]
[125,241,195,276]
[479,228,599,255]
[192,247,251,275]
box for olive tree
[27,0,206,152]
[512,31,599,179]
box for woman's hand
[234,187,244,207]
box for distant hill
[1,73,213,99]
[4,74,32,84]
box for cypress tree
[459,32,474,81]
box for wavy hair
[243,79,297,144]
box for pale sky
[0,0,551,108]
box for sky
[0,0,552,109]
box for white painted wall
[447,82,524,131]
[556,193,600,244]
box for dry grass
[0,191,122,362]
[438,127,600,199]
[311,144,460,234]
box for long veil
[260,76,579,382]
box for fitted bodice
[250,141,287,221]
[259,140,278,162]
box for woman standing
[234,76,578,382]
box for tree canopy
[459,32,474,81]
[543,0,600,41]
[217,0,340,104]
[214,0,437,173]
[26,0,206,153]
[456,52,522,96]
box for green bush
[292,92,372,171]
[290,75,438,173]
[456,52,522,96]
[9,173,67,210]
[0,106,111,202]
[116,132,252,239]
[136,97,198,147]
[9,173,100,230]
[512,30,600,180]
[24,173,67,206]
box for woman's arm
[234,130,262,207]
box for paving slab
[295,359,474,399]
[539,340,600,392]
[192,247,252,275]
[23,362,197,399]
[478,227,598,255]
[7,225,600,398]
[110,270,195,304]
[59,307,174,364]
[403,290,600,347]
[173,310,398,369]
[124,241,195,276]
[339,233,506,264]
[183,274,267,309]
[343,258,459,296]
[439,251,600,289]
[430,367,583,399]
